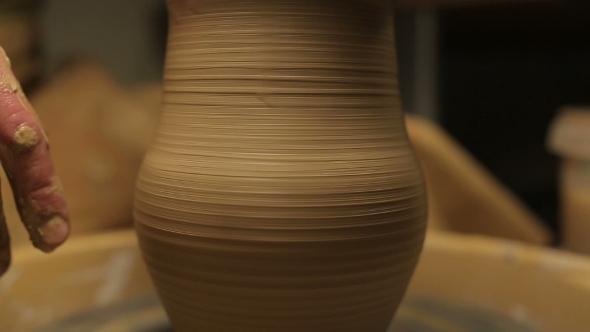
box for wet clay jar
[133,0,428,330]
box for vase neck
[161,0,405,129]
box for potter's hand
[0,47,70,277]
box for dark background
[428,1,590,235]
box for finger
[0,182,10,276]
[0,46,70,253]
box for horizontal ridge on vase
[133,0,428,331]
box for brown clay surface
[38,292,536,332]
[2,230,589,331]
[134,0,427,331]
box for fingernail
[39,216,69,249]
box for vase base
[39,293,535,332]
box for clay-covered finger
[0,46,70,252]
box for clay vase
[133,0,428,331]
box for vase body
[134,0,427,331]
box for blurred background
[396,0,590,241]
[2,0,590,250]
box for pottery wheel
[39,293,536,332]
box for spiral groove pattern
[134,0,427,330]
